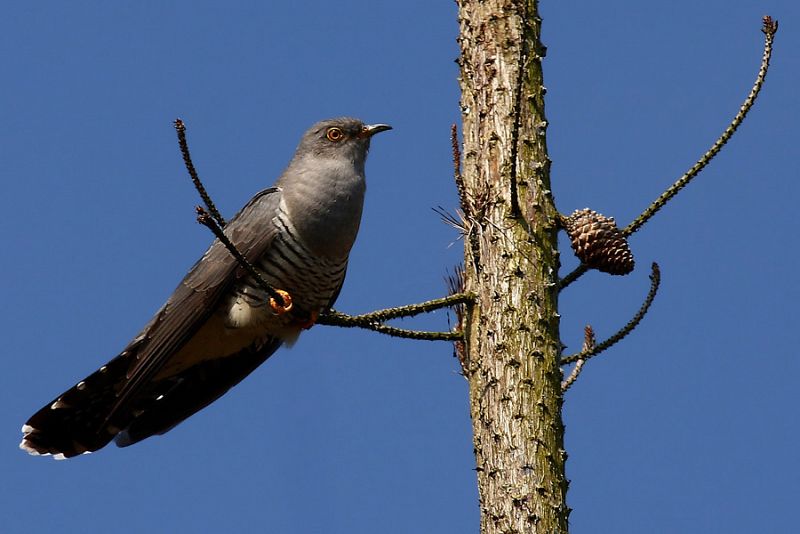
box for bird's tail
[20,352,135,459]
[20,338,283,459]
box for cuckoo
[20,117,391,459]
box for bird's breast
[225,205,349,335]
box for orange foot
[269,289,293,315]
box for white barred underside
[226,202,347,331]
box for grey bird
[20,117,391,459]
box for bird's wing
[107,187,283,421]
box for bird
[20,117,391,459]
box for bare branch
[328,293,474,325]
[174,119,226,228]
[558,264,588,291]
[559,17,777,291]
[561,262,661,365]
[317,310,463,342]
[317,292,473,341]
[624,16,778,236]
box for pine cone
[562,208,634,275]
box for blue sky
[1,2,797,533]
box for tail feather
[20,352,135,459]
[116,338,282,447]
[20,338,283,459]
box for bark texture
[456,1,569,532]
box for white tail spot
[50,399,69,410]
[19,439,44,455]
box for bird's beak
[359,123,392,138]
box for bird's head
[295,117,392,165]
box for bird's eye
[326,127,344,142]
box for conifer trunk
[456,1,569,531]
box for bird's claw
[269,289,293,315]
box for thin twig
[561,360,586,393]
[196,206,286,307]
[324,293,474,325]
[561,359,585,392]
[558,17,777,291]
[317,310,463,341]
[561,262,661,365]
[561,325,594,391]
[624,16,778,236]
[317,292,473,341]
[558,264,588,291]
[175,119,226,228]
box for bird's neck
[277,156,366,259]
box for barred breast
[225,201,348,338]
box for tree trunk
[456,1,569,532]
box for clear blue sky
[2,2,797,533]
